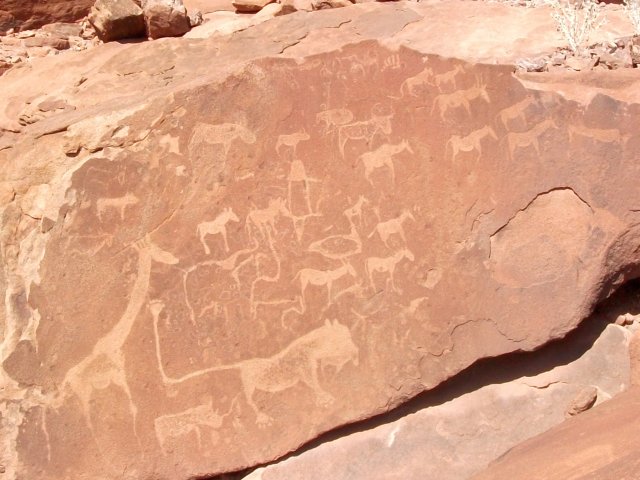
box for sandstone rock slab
[2,3,640,480]
[89,0,146,41]
[143,0,191,38]
[473,386,640,480]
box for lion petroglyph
[197,207,240,254]
[368,210,415,248]
[366,249,415,292]
[358,140,413,184]
[188,122,256,157]
[151,304,359,425]
[446,126,498,164]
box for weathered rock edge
[2,39,640,479]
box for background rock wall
[0,0,94,33]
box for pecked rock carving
[152,306,359,425]
[2,20,640,480]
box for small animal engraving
[197,207,240,254]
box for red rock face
[3,39,640,479]
[0,0,94,33]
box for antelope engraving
[446,126,498,163]
[568,124,622,145]
[432,64,465,90]
[496,97,535,130]
[343,195,370,227]
[396,66,435,97]
[432,79,490,119]
[188,122,256,156]
[295,263,358,305]
[245,198,290,242]
[197,207,240,254]
[151,305,359,425]
[276,130,310,157]
[366,249,415,292]
[506,117,558,157]
[358,140,413,184]
[368,210,415,248]
[338,106,393,157]
[96,193,139,222]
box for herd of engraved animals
[94,54,626,451]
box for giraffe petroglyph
[56,236,178,441]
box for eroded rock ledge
[1,2,640,479]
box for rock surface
[143,0,191,38]
[233,0,275,13]
[0,0,94,34]
[89,0,146,41]
[473,386,640,480]
[1,2,640,480]
[244,322,637,480]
